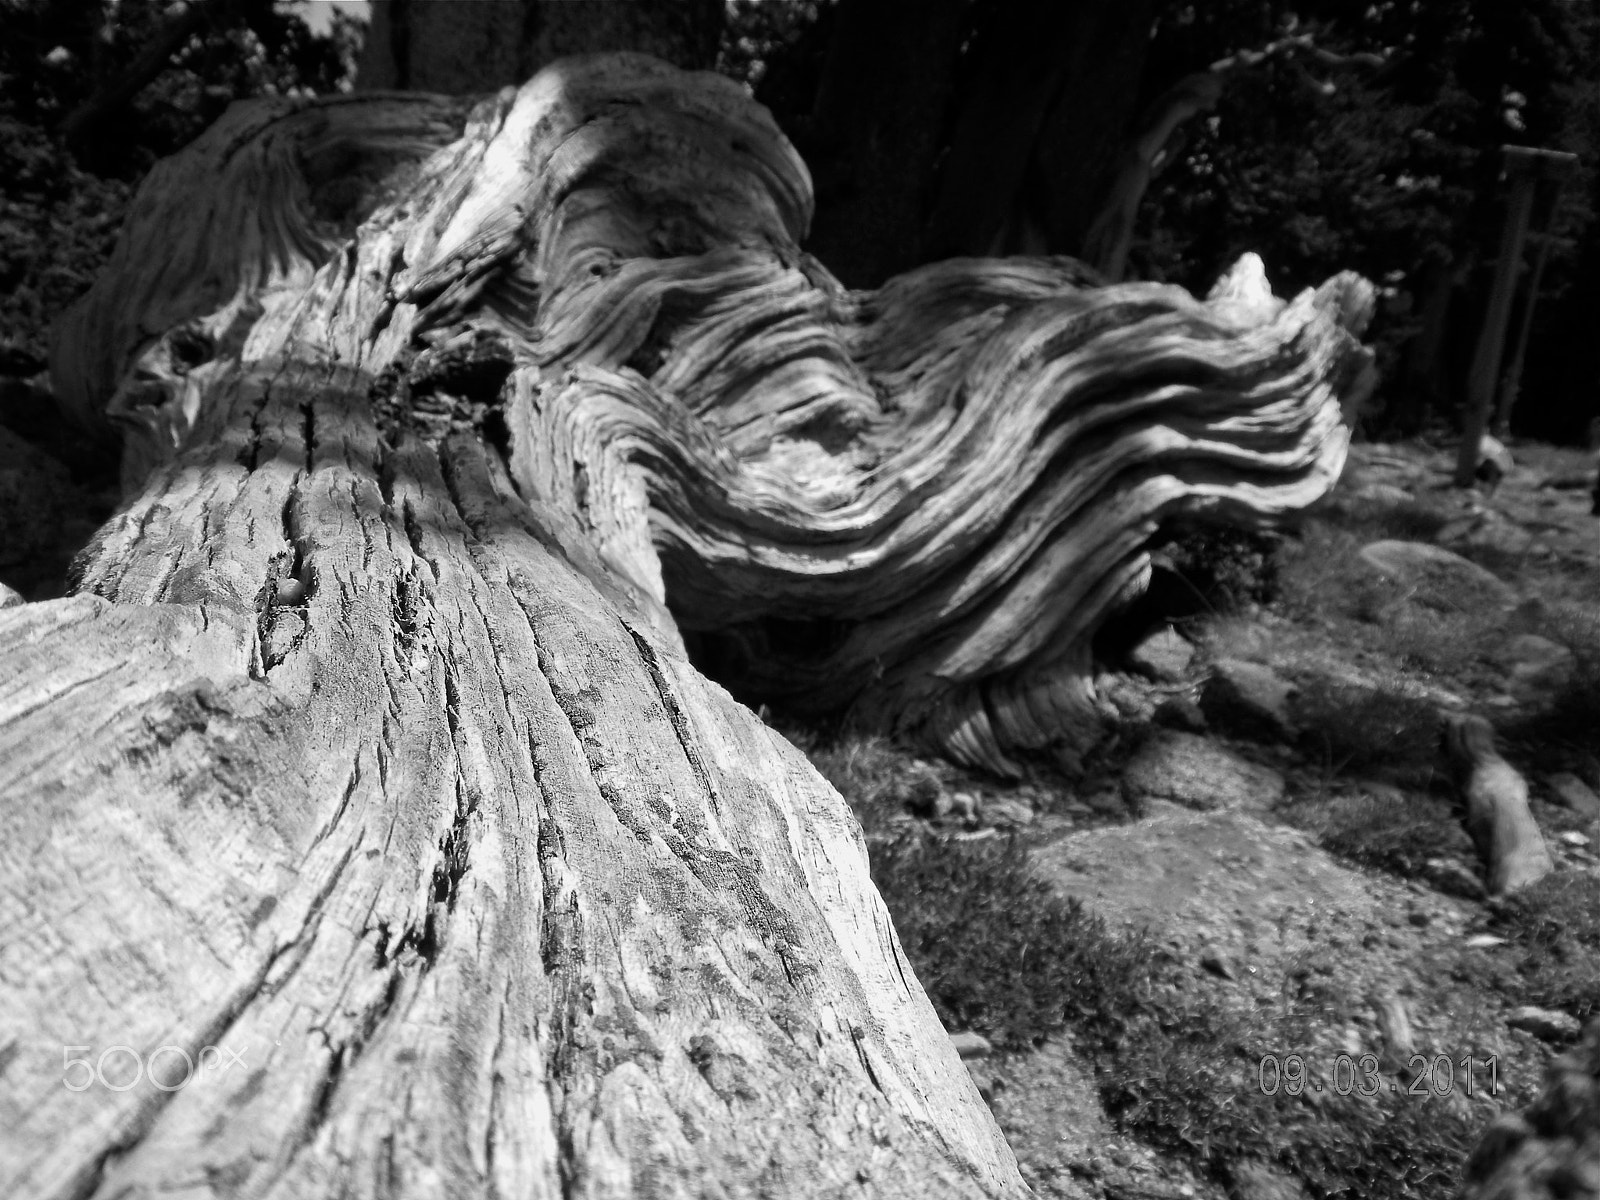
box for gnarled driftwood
[5,53,1374,1198]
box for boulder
[1201,658,1297,742]
[1496,634,1575,702]
[0,580,22,609]
[1127,625,1194,682]
[1357,539,1515,612]
[1121,729,1286,812]
[1549,773,1600,822]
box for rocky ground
[798,436,1600,1200]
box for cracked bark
[5,53,1375,1198]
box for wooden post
[1492,158,1578,436]
[1454,146,1578,487]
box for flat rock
[1549,773,1600,822]
[1201,658,1296,741]
[1128,625,1194,682]
[1357,539,1515,612]
[1122,729,1285,812]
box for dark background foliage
[2,0,1597,441]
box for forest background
[1,0,1598,449]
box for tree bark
[8,54,1372,1196]
[800,0,970,286]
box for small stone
[1478,433,1516,480]
[948,791,979,822]
[1550,773,1600,822]
[1407,907,1431,927]
[1373,992,1416,1072]
[1199,945,1236,980]
[1507,1006,1581,1042]
[949,1031,993,1059]
[1084,789,1125,815]
[1128,626,1194,682]
[985,797,1035,827]
[1201,658,1297,741]
[1351,482,1416,507]
[1558,830,1590,848]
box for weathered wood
[5,53,1376,1197]
[46,54,1376,779]
[1444,714,1554,895]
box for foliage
[1104,1001,1484,1200]
[0,116,130,370]
[0,0,355,364]
[717,0,832,98]
[868,833,1156,1049]
[807,732,943,833]
[1314,788,1472,879]
[1135,1,1600,437]
[1489,871,1600,1020]
[1502,601,1600,773]
[1157,525,1283,614]
[863,819,1489,1200]
[1294,677,1442,777]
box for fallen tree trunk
[5,53,1373,1197]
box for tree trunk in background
[355,0,723,92]
[801,0,1158,286]
[798,0,970,287]
[924,0,1157,263]
[4,53,1371,1197]
[1023,0,1157,260]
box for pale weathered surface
[7,52,1376,1197]
[50,53,1376,777]
[1,376,1019,1197]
